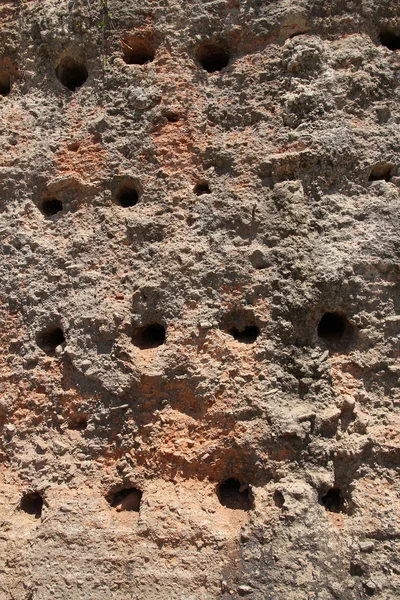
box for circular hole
[317,312,350,342]
[197,42,230,72]
[194,181,211,196]
[368,162,394,182]
[122,37,155,65]
[379,28,400,51]
[40,198,63,217]
[107,487,142,512]
[0,70,11,96]
[67,142,80,152]
[166,112,179,123]
[37,326,65,354]
[68,415,88,431]
[320,487,344,513]
[273,490,285,508]
[20,491,43,518]
[132,323,166,350]
[350,562,364,577]
[115,184,139,208]
[218,478,251,510]
[55,56,88,91]
[229,325,260,344]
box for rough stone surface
[0,0,399,598]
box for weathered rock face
[0,0,399,598]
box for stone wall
[0,0,399,598]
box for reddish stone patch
[55,133,107,184]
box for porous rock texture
[0,0,399,598]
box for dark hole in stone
[368,162,394,182]
[122,37,155,65]
[197,43,230,72]
[67,141,80,152]
[108,487,142,512]
[321,487,344,513]
[350,562,364,577]
[56,57,88,91]
[0,70,11,96]
[273,490,285,508]
[218,478,251,510]
[37,326,65,354]
[317,312,348,341]
[116,184,139,208]
[229,325,260,344]
[20,491,43,518]
[133,323,166,349]
[379,29,400,51]
[166,112,179,123]
[194,181,211,195]
[68,415,87,431]
[40,198,63,217]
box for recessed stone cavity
[379,28,400,51]
[229,325,260,344]
[317,312,354,350]
[194,181,211,196]
[56,56,88,91]
[122,37,155,65]
[115,183,140,208]
[67,141,80,152]
[40,197,63,217]
[68,414,88,431]
[166,112,179,123]
[368,162,395,181]
[20,492,43,518]
[132,323,166,350]
[218,478,251,510]
[197,43,230,72]
[350,562,364,577]
[37,326,65,354]
[0,70,11,96]
[321,487,344,513]
[108,488,142,512]
[273,490,285,508]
